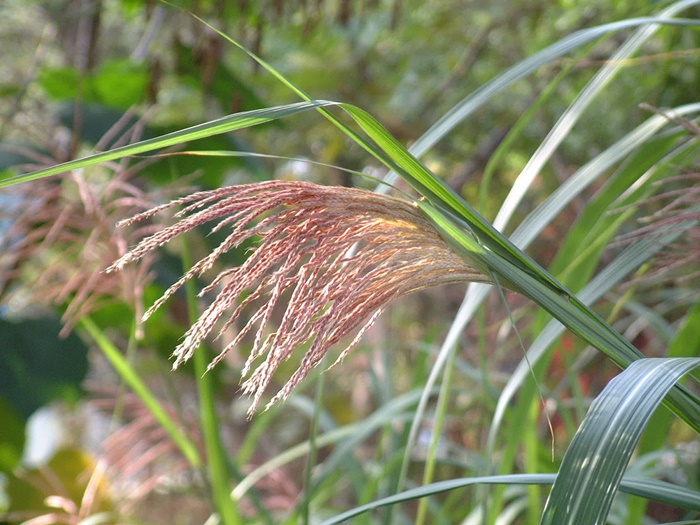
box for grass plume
[108,180,490,414]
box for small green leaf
[38,66,86,101]
[38,59,148,109]
[91,59,149,108]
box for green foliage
[39,59,149,108]
[0,398,24,474]
[0,317,88,420]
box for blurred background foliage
[0,0,699,523]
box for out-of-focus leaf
[0,397,24,474]
[91,59,149,108]
[0,83,21,97]
[0,317,89,420]
[39,59,148,109]
[38,66,88,101]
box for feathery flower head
[0,167,158,335]
[613,170,700,285]
[109,180,490,415]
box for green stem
[181,237,242,525]
[415,345,457,525]
[524,401,542,525]
[78,316,203,470]
[302,359,328,524]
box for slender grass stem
[181,236,242,525]
[415,345,457,525]
[78,316,203,470]
[109,318,138,433]
[302,358,328,525]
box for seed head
[109,181,490,415]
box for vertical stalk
[415,345,458,525]
[302,358,328,525]
[79,316,203,470]
[181,236,242,525]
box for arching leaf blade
[0,101,336,187]
[541,358,700,525]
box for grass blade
[0,101,336,187]
[316,472,700,525]
[540,358,700,525]
[78,316,203,470]
[493,1,700,232]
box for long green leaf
[0,101,335,187]
[541,358,700,525]
[488,191,700,455]
[78,316,203,469]
[317,472,700,525]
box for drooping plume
[109,180,490,415]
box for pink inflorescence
[109,180,489,415]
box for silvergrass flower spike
[108,180,491,415]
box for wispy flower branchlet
[0,115,165,336]
[108,181,490,414]
[0,167,158,335]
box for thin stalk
[415,345,458,525]
[109,318,139,432]
[302,359,328,525]
[78,316,203,469]
[181,236,242,525]
[524,400,542,525]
